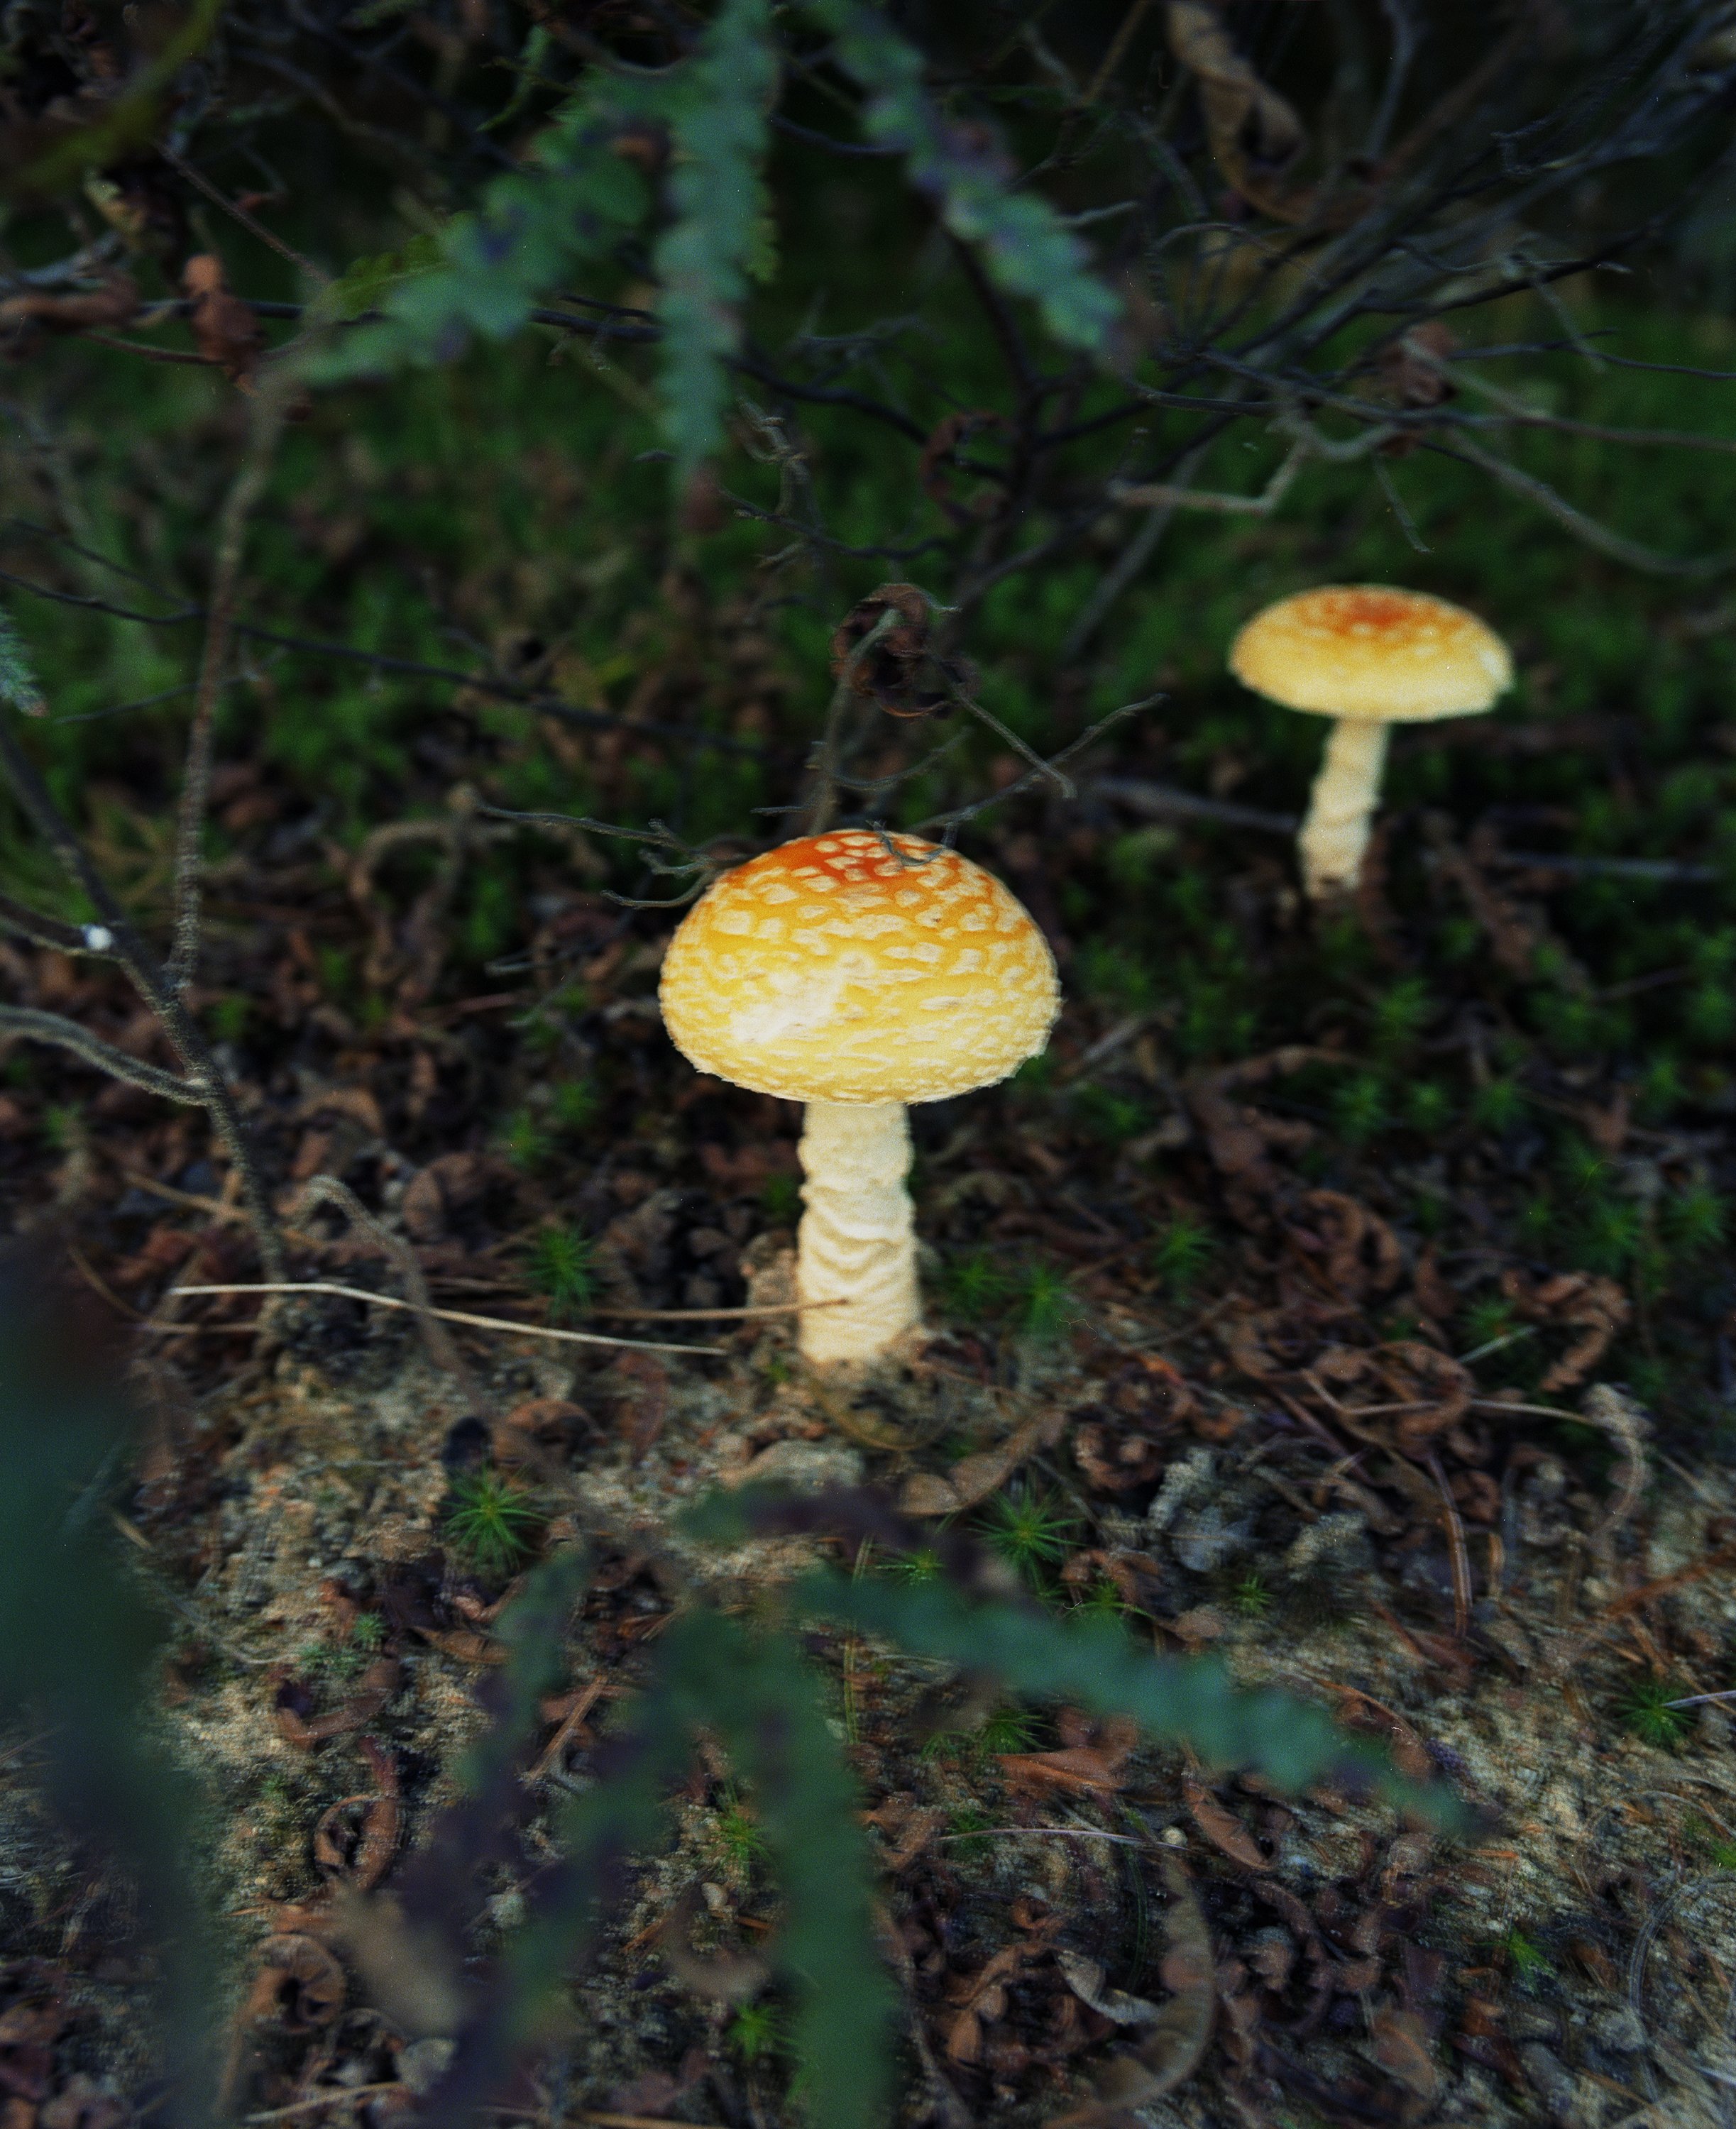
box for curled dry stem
[0,712,286,1283]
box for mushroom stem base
[1299,716,1389,899]
[796,1101,919,1365]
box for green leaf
[494,1608,893,2129]
[654,0,779,485]
[323,232,447,322]
[0,606,43,715]
[300,92,652,383]
[660,1612,896,2129]
[796,1566,1471,1832]
[803,0,1121,351]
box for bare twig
[1090,776,1300,836]
[0,1007,199,1105]
[1426,1450,1472,1641]
[802,605,903,837]
[0,891,104,956]
[910,697,1161,840]
[150,1282,725,1359]
[293,1176,472,1389]
[159,145,331,285]
[0,716,285,1281]
[1427,434,1736,578]
[167,370,296,994]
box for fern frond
[661,1611,896,2129]
[302,92,652,383]
[0,607,45,715]
[797,1565,1469,1830]
[655,0,779,486]
[806,0,1121,351]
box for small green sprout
[982,1482,1079,1578]
[525,1222,595,1320]
[1016,1262,1081,1343]
[1502,1927,1551,1979]
[549,1079,600,1136]
[760,1170,801,1226]
[40,1105,80,1152]
[977,1704,1040,1754]
[351,1612,385,1651]
[1333,1072,1388,1145]
[727,1999,786,2065]
[938,1250,1014,1322]
[1075,1574,1128,1621]
[1373,976,1434,1054]
[1406,1080,1454,1133]
[944,1805,992,1856]
[444,1470,542,1578]
[1620,1677,1693,1751]
[1073,1085,1148,1143]
[1230,1572,1272,1620]
[714,1800,768,1871]
[209,994,251,1043]
[500,1107,549,1170]
[888,1546,942,1585]
[1473,1077,1525,1133]
[1664,1182,1725,1257]
[1150,1213,1214,1300]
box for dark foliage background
[3,4,1736,2125]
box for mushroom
[1229,585,1512,900]
[659,830,1059,1365]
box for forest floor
[3,290,1736,2125]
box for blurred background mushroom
[659,831,1058,1365]
[1229,586,1512,900]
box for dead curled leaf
[313,1736,400,1893]
[274,1658,402,1749]
[0,274,138,344]
[1315,1340,1473,1453]
[1165,2,1307,218]
[1370,2003,1441,2103]
[182,253,263,387]
[241,1933,346,2032]
[1071,1355,1194,1492]
[1182,1773,1268,1873]
[901,1404,1067,1517]
[1055,1950,1160,2027]
[1286,1192,1402,1304]
[830,582,973,717]
[1051,1855,1215,2123]
[1001,1717,1136,1798]
[1500,1269,1630,1392]
[944,1935,1050,2066]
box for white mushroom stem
[796,1100,920,1365]
[1297,716,1390,899]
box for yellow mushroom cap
[1229,585,1512,722]
[659,830,1059,1104]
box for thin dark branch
[0,717,286,1281]
[295,1174,471,1386]
[160,144,330,285]
[1090,776,1301,837]
[0,562,776,759]
[0,1006,200,1106]
[771,112,900,158]
[1422,434,1736,578]
[167,378,295,995]
[0,893,105,957]
[909,695,1163,840]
